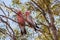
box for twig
[30,1,50,25]
[0,26,12,37]
[0,17,15,36]
[0,15,18,23]
[0,7,12,35]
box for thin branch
[0,17,16,40]
[0,7,12,35]
[0,8,16,39]
[30,1,50,25]
[30,0,51,35]
[0,15,18,23]
[0,7,14,35]
[0,17,15,35]
[0,7,6,16]
[0,2,24,21]
[6,10,12,35]
[0,28,12,37]
[0,2,16,13]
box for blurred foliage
[12,0,21,5]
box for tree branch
[0,17,15,35]
[30,1,50,25]
[0,7,12,35]
[30,0,51,35]
[0,28,12,37]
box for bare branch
[30,0,51,35]
[0,7,6,16]
[30,1,50,25]
[0,2,16,13]
[6,10,12,35]
[0,15,18,23]
[0,17,15,35]
[0,28,12,37]
[0,17,17,40]
[0,7,12,35]
[0,6,15,35]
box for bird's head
[25,11,30,16]
[17,10,23,16]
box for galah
[17,11,26,35]
[25,11,39,31]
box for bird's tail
[35,23,39,28]
[21,28,27,35]
[34,27,37,31]
[34,23,40,31]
